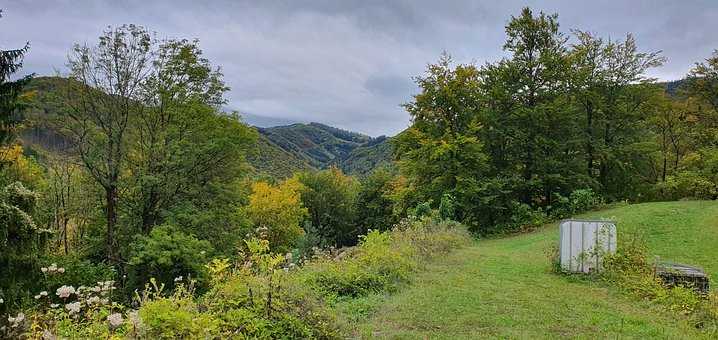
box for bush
[204,238,341,339]
[301,218,471,299]
[654,171,718,200]
[599,232,718,329]
[140,297,220,339]
[127,225,213,294]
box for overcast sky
[2,1,717,136]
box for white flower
[41,267,48,273]
[87,296,100,305]
[100,298,109,305]
[174,276,183,282]
[8,312,25,326]
[57,268,65,274]
[34,294,42,299]
[0,298,3,304]
[42,329,57,340]
[65,302,81,314]
[40,291,48,296]
[50,303,59,308]
[56,285,76,298]
[107,313,124,328]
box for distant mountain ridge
[21,77,394,178]
[253,122,393,177]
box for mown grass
[338,200,718,339]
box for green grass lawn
[338,200,718,339]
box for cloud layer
[2,0,717,135]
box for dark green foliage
[339,135,395,176]
[127,225,213,293]
[257,123,393,177]
[0,11,33,148]
[0,182,50,312]
[355,167,400,232]
[247,134,315,178]
[396,7,669,233]
[297,168,360,247]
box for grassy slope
[344,201,718,339]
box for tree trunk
[105,185,118,264]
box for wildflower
[8,312,25,327]
[100,298,109,305]
[50,304,59,308]
[0,298,3,304]
[41,267,48,273]
[57,267,65,274]
[42,329,57,340]
[34,294,42,299]
[87,296,100,305]
[65,302,81,314]
[40,291,48,296]
[56,285,76,298]
[174,276,183,282]
[107,313,124,328]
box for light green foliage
[127,225,213,292]
[140,297,220,339]
[301,218,471,300]
[205,237,342,339]
[601,233,717,330]
[348,201,717,338]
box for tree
[0,9,33,161]
[355,166,400,232]
[59,25,152,263]
[246,178,307,252]
[127,39,256,235]
[686,50,718,148]
[394,54,488,223]
[297,168,360,247]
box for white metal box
[559,219,617,273]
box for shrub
[301,218,471,299]
[127,225,213,294]
[140,297,220,339]
[654,171,717,200]
[600,232,718,329]
[205,238,341,339]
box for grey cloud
[1,0,717,136]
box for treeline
[0,6,717,337]
[393,8,718,233]
[0,23,405,312]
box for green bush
[302,218,471,299]
[140,297,220,339]
[127,225,213,294]
[600,232,718,329]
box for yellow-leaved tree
[246,178,307,252]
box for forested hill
[19,77,393,178]
[253,123,394,177]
